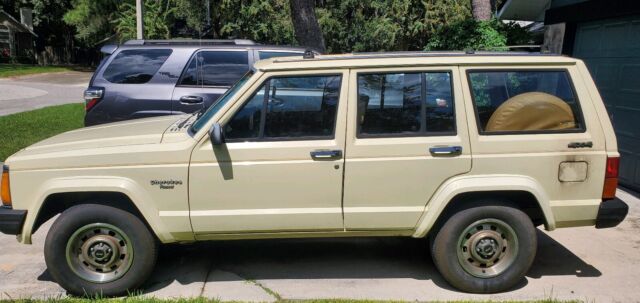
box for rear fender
[412,175,554,238]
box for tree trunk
[471,0,492,21]
[289,0,326,52]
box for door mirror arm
[209,123,225,146]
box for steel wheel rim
[65,223,134,283]
[456,218,518,278]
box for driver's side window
[224,75,342,141]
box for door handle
[429,146,462,156]
[310,149,343,160]
[180,95,204,104]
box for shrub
[426,18,532,51]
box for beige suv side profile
[0,52,629,296]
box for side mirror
[209,123,225,146]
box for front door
[343,67,472,230]
[188,70,349,235]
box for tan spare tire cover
[485,92,576,132]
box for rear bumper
[0,206,27,235]
[595,198,629,229]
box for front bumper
[0,206,27,235]
[595,198,629,229]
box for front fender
[19,176,174,244]
[412,174,554,238]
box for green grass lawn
[0,64,72,78]
[0,104,85,161]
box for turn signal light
[1,165,11,206]
[602,157,619,200]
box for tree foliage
[316,0,470,53]
[218,0,294,44]
[114,0,177,42]
[57,0,532,55]
[426,18,533,51]
[63,0,119,45]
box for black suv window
[258,51,303,60]
[225,75,342,141]
[468,70,583,133]
[357,72,455,137]
[103,49,172,84]
[180,51,249,87]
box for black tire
[44,204,157,297]
[431,204,537,293]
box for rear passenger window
[258,51,303,60]
[179,51,249,87]
[357,72,455,137]
[225,75,342,141]
[103,49,172,84]
[468,70,584,133]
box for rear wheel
[431,204,537,293]
[44,204,157,296]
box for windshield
[191,71,255,133]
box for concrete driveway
[0,71,90,116]
[1,189,638,302]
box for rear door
[171,49,251,115]
[343,66,472,230]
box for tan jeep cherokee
[0,52,629,296]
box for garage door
[574,15,640,192]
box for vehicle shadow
[138,229,600,294]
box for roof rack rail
[123,39,256,46]
[275,50,560,63]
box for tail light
[1,165,11,207]
[84,87,104,112]
[602,156,619,200]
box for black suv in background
[84,39,310,126]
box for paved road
[0,71,91,116]
[1,189,638,302]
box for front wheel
[431,204,537,293]
[44,204,157,296]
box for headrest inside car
[485,92,576,132]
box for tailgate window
[102,49,172,84]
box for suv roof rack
[272,50,561,63]
[123,39,256,46]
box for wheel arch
[32,192,151,235]
[413,175,555,238]
[20,177,174,244]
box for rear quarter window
[102,49,172,84]
[468,70,585,134]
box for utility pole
[136,0,144,39]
